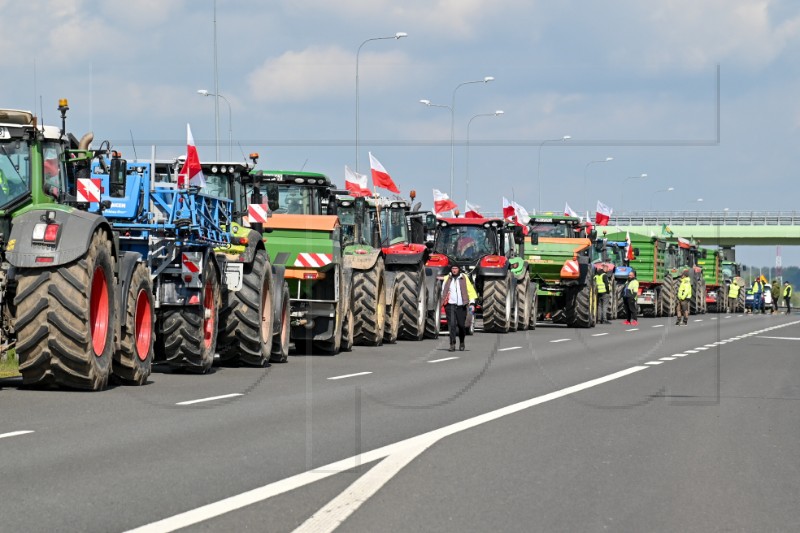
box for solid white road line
[327,372,373,381]
[0,430,34,440]
[592,333,609,337]
[427,357,459,364]
[550,339,570,343]
[757,336,800,341]
[126,365,649,533]
[175,394,243,406]
[498,346,522,352]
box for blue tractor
[88,153,287,376]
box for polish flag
[502,197,515,220]
[178,124,205,188]
[368,152,400,193]
[626,231,635,261]
[595,200,612,226]
[512,201,530,225]
[433,189,457,214]
[585,211,594,235]
[344,166,371,197]
[564,202,578,218]
[464,201,482,218]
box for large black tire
[660,278,675,317]
[218,250,273,367]
[340,303,355,352]
[14,230,115,390]
[565,279,595,328]
[383,285,401,344]
[483,274,513,333]
[737,289,746,313]
[270,283,291,362]
[424,281,442,339]
[527,288,537,330]
[615,282,626,319]
[113,262,154,385]
[516,277,530,331]
[352,258,386,346]
[397,269,426,341]
[157,259,220,373]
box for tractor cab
[247,170,335,216]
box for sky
[1,0,799,267]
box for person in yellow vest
[595,267,611,324]
[675,269,692,325]
[727,280,740,313]
[440,264,478,351]
[622,270,639,326]
[751,277,764,314]
[784,281,793,314]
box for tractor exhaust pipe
[78,132,94,150]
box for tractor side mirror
[425,213,437,231]
[702,250,708,259]
[513,225,525,245]
[326,200,338,216]
[530,232,539,246]
[633,247,640,256]
[594,240,605,252]
[109,157,127,198]
[742,265,748,271]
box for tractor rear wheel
[528,287,538,330]
[660,278,675,317]
[113,262,154,385]
[516,278,530,331]
[157,259,219,373]
[483,273,513,333]
[615,283,626,319]
[424,280,442,339]
[397,269,426,341]
[218,250,273,367]
[270,282,291,362]
[352,258,386,346]
[565,278,595,328]
[14,230,115,390]
[383,284,401,344]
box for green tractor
[524,215,597,328]
[246,170,353,354]
[1,101,149,390]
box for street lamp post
[649,186,674,210]
[448,76,494,198]
[197,90,232,159]
[620,173,648,213]
[536,135,571,212]
[583,157,613,213]
[466,110,504,205]
[355,32,407,172]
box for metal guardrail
[609,211,800,226]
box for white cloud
[248,46,413,103]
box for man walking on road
[622,270,639,326]
[676,269,692,325]
[784,281,793,314]
[595,267,611,324]
[440,264,477,352]
[727,280,740,313]
[771,279,781,313]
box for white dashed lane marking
[327,372,373,381]
[0,431,34,440]
[176,394,243,406]
[550,339,570,343]
[428,357,459,364]
[498,346,522,352]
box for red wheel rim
[134,289,153,361]
[203,279,215,349]
[90,266,110,357]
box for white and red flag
[626,231,635,261]
[464,201,482,218]
[368,152,400,193]
[585,211,594,234]
[344,166,371,197]
[502,197,515,220]
[564,202,578,218]
[433,189,457,214]
[595,200,613,226]
[512,201,530,225]
[178,124,205,188]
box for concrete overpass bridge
[607,210,800,246]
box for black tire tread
[352,258,386,346]
[397,269,426,341]
[113,262,153,385]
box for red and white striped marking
[182,253,201,273]
[77,178,102,203]
[247,204,270,224]
[294,253,333,268]
[561,259,579,276]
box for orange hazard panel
[266,214,340,231]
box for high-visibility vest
[624,279,639,297]
[678,277,693,300]
[595,273,607,294]
[785,285,793,298]
[752,280,763,293]
[728,282,740,299]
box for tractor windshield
[203,173,231,198]
[378,207,408,246]
[262,184,321,215]
[529,222,572,238]
[0,140,31,208]
[434,224,497,262]
[339,206,371,247]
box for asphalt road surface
[2,311,800,532]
